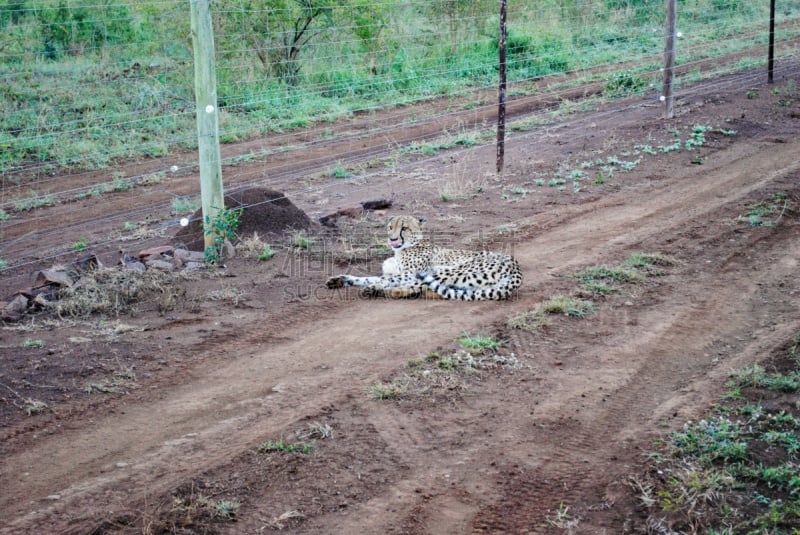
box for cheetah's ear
[417,217,427,224]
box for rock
[33,269,73,288]
[183,261,205,272]
[138,245,174,260]
[122,259,146,271]
[173,249,205,263]
[146,259,175,272]
[6,294,29,314]
[8,293,29,312]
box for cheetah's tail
[416,272,520,301]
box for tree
[225,0,343,85]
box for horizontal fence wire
[1,0,800,272]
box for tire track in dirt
[1,136,798,533]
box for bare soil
[1,65,799,534]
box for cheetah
[326,216,522,301]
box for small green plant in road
[0,209,11,221]
[215,499,240,518]
[546,501,579,530]
[258,245,275,261]
[26,399,48,415]
[737,193,789,228]
[0,257,6,270]
[73,238,88,252]
[369,381,406,400]
[746,89,759,99]
[291,232,316,250]
[326,161,351,178]
[458,332,501,352]
[577,265,645,285]
[509,295,596,331]
[624,253,679,276]
[256,439,314,455]
[685,125,711,150]
[539,295,596,317]
[22,338,45,349]
[204,206,243,263]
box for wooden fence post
[496,0,507,174]
[768,0,776,84]
[190,0,224,252]
[663,0,677,119]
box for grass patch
[729,364,800,393]
[256,439,314,455]
[50,267,181,317]
[577,265,645,285]
[21,338,45,349]
[170,491,241,523]
[291,231,316,250]
[458,332,501,353]
[85,367,137,395]
[737,192,791,228]
[508,295,596,331]
[636,336,800,533]
[369,381,406,400]
[171,196,201,215]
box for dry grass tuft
[51,268,181,317]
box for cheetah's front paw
[326,275,347,289]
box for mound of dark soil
[174,187,315,250]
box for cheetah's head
[386,216,426,250]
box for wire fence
[1,0,800,272]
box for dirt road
[1,67,799,533]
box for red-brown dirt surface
[1,65,799,534]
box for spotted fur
[326,216,522,300]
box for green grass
[369,381,406,400]
[729,364,800,393]
[637,337,800,533]
[257,245,275,261]
[457,332,501,352]
[538,295,597,317]
[291,233,316,250]
[171,197,201,215]
[2,1,797,176]
[508,295,596,331]
[577,265,645,285]
[737,193,790,228]
[256,439,314,455]
[325,161,351,178]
